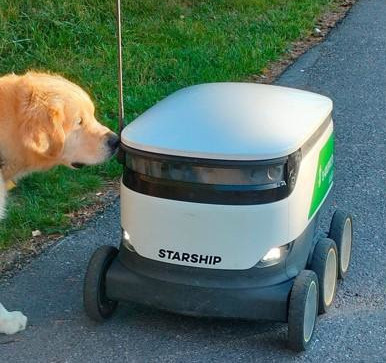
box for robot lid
[121,83,332,160]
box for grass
[0,0,335,248]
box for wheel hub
[341,218,352,272]
[304,280,317,343]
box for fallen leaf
[32,230,42,237]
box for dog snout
[106,132,120,153]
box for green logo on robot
[309,134,334,218]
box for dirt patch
[0,0,356,276]
[252,0,356,84]
[0,181,120,276]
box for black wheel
[310,238,338,314]
[328,210,353,279]
[288,270,319,352]
[83,245,119,322]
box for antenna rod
[116,0,124,134]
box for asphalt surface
[1,0,385,361]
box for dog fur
[0,71,119,334]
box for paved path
[1,0,385,361]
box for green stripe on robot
[309,134,334,218]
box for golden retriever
[0,71,119,334]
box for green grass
[0,0,335,248]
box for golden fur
[0,72,118,182]
[0,72,119,333]
[0,71,119,217]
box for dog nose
[106,132,120,151]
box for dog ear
[22,99,66,159]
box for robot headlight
[257,242,292,267]
[121,229,136,252]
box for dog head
[10,72,119,174]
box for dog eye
[77,118,83,126]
